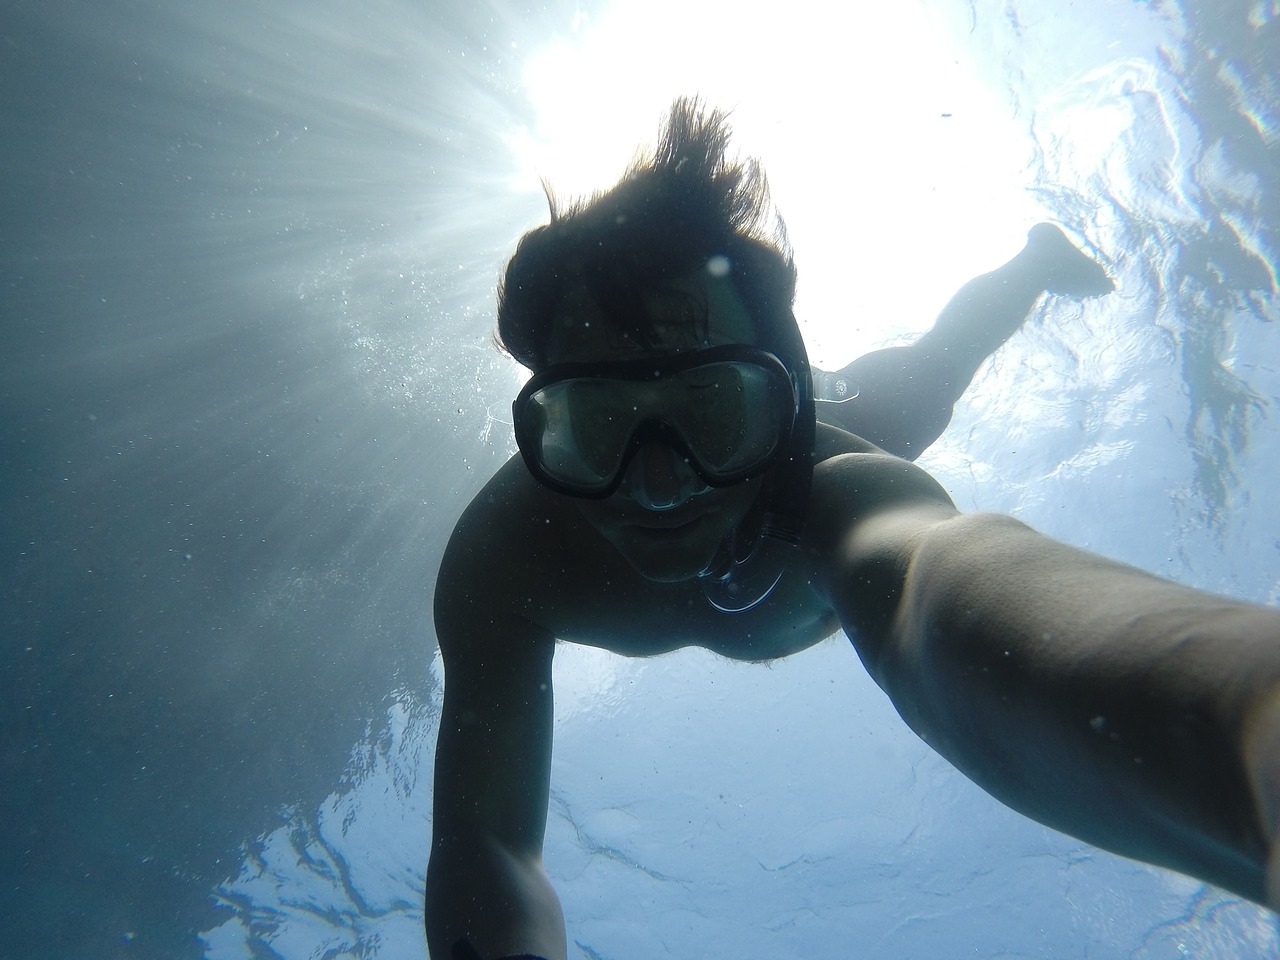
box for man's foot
[1026,222,1115,298]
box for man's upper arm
[804,451,959,678]
[806,450,1280,905]
[431,585,556,856]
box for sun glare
[513,0,1042,366]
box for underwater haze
[2,0,1278,957]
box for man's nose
[620,442,711,511]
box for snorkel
[699,297,815,614]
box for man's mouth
[625,513,706,539]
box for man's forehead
[546,268,758,363]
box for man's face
[542,267,766,582]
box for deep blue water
[2,0,1277,957]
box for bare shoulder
[813,421,884,461]
[800,436,960,643]
[808,424,957,523]
[435,455,617,638]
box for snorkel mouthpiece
[699,513,799,613]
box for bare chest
[538,549,841,661]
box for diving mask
[513,344,798,499]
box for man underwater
[426,99,1280,960]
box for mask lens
[667,362,785,474]
[514,347,795,497]
[520,379,639,494]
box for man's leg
[814,223,1113,460]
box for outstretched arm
[805,452,1280,905]
[815,224,1114,459]
[426,515,567,960]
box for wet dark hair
[496,97,799,372]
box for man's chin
[610,531,720,583]
[626,556,709,583]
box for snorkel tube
[700,304,814,613]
